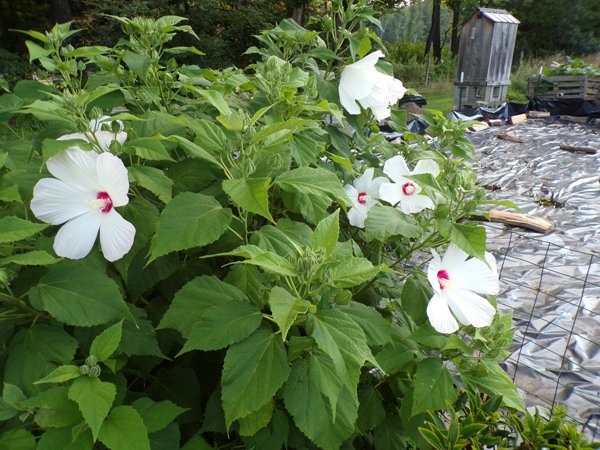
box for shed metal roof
[476,8,520,24]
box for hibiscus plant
[0,1,528,449]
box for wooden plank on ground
[509,114,528,125]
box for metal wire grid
[488,224,600,440]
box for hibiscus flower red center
[97,191,113,213]
[437,269,450,290]
[357,192,368,205]
[402,182,417,196]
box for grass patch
[411,81,455,114]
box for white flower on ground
[338,50,407,120]
[58,115,127,152]
[426,244,499,334]
[379,155,439,214]
[30,147,136,262]
[343,168,387,228]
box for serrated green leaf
[186,119,226,154]
[282,190,332,225]
[131,398,187,434]
[364,204,422,242]
[238,400,273,437]
[21,386,82,429]
[290,133,324,166]
[0,217,47,244]
[241,251,297,277]
[35,427,93,450]
[90,321,123,362]
[222,177,274,222]
[283,353,356,450]
[268,287,312,341]
[357,387,386,431]
[41,137,90,164]
[462,360,525,411]
[221,328,290,429]
[150,192,232,262]
[401,276,431,326]
[5,325,78,396]
[276,167,349,204]
[412,358,459,416]
[438,220,487,260]
[34,365,81,385]
[326,257,380,288]
[25,40,51,62]
[159,275,249,337]
[128,165,173,203]
[179,300,262,353]
[0,428,36,450]
[68,377,116,441]
[339,302,391,347]
[0,185,22,203]
[98,405,150,450]
[122,51,152,79]
[0,251,59,266]
[197,89,232,115]
[166,135,221,167]
[28,264,132,327]
[309,209,339,256]
[119,305,163,357]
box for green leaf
[309,209,339,257]
[242,251,297,277]
[150,192,232,262]
[412,358,459,416]
[221,328,290,428]
[0,185,22,203]
[0,428,36,450]
[128,165,173,203]
[5,325,78,396]
[28,263,132,327]
[238,400,273,437]
[339,302,391,347]
[290,133,324,166]
[281,190,332,225]
[186,119,226,154]
[364,204,422,242]
[119,305,164,357]
[34,365,81,385]
[197,89,232,115]
[122,51,152,79]
[401,276,431,326]
[268,287,312,341]
[283,353,356,450]
[159,275,249,337]
[326,257,380,288]
[276,167,348,203]
[251,118,313,145]
[357,387,386,432]
[216,113,244,132]
[438,220,487,260]
[21,386,82,429]
[462,360,525,411]
[25,40,51,62]
[41,137,90,164]
[36,427,93,450]
[90,321,123,362]
[0,251,59,266]
[0,217,47,244]
[307,309,376,386]
[123,138,174,161]
[222,177,274,223]
[2,384,25,408]
[68,377,116,441]
[178,300,262,353]
[98,405,150,450]
[166,135,221,167]
[131,398,187,434]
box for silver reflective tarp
[470,119,600,438]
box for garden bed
[528,75,600,101]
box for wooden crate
[528,75,600,100]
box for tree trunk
[51,0,72,25]
[432,0,442,62]
[292,5,304,24]
[450,0,461,55]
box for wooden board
[488,210,555,234]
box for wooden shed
[454,8,520,109]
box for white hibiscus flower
[30,147,136,262]
[338,50,407,120]
[58,115,127,152]
[344,168,387,228]
[426,244,499,334]
[379,155,439,214]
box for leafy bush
[0,49,34,88]
[545,57,600,77]
[0,2,595,449]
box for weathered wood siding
[458,16,494,83]
[488,22,517,84]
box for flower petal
[444,288,496,328]
[344,184,359,207]
[383,155,410,183]
[96,153,130,206]
[427,294,459,334]
[99,210,136,262]
[46,148,100,191]
[347,207,367,228]
[413,159,440,177]
[427,249,443,295]
[451,251,500,295]
[53,212,102,260]
[399,193,434,214]
[31,178,96,225]
[353,168,374,193]
[379,182,404,206]
[366,176,388,198]
[57,132,89,144]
